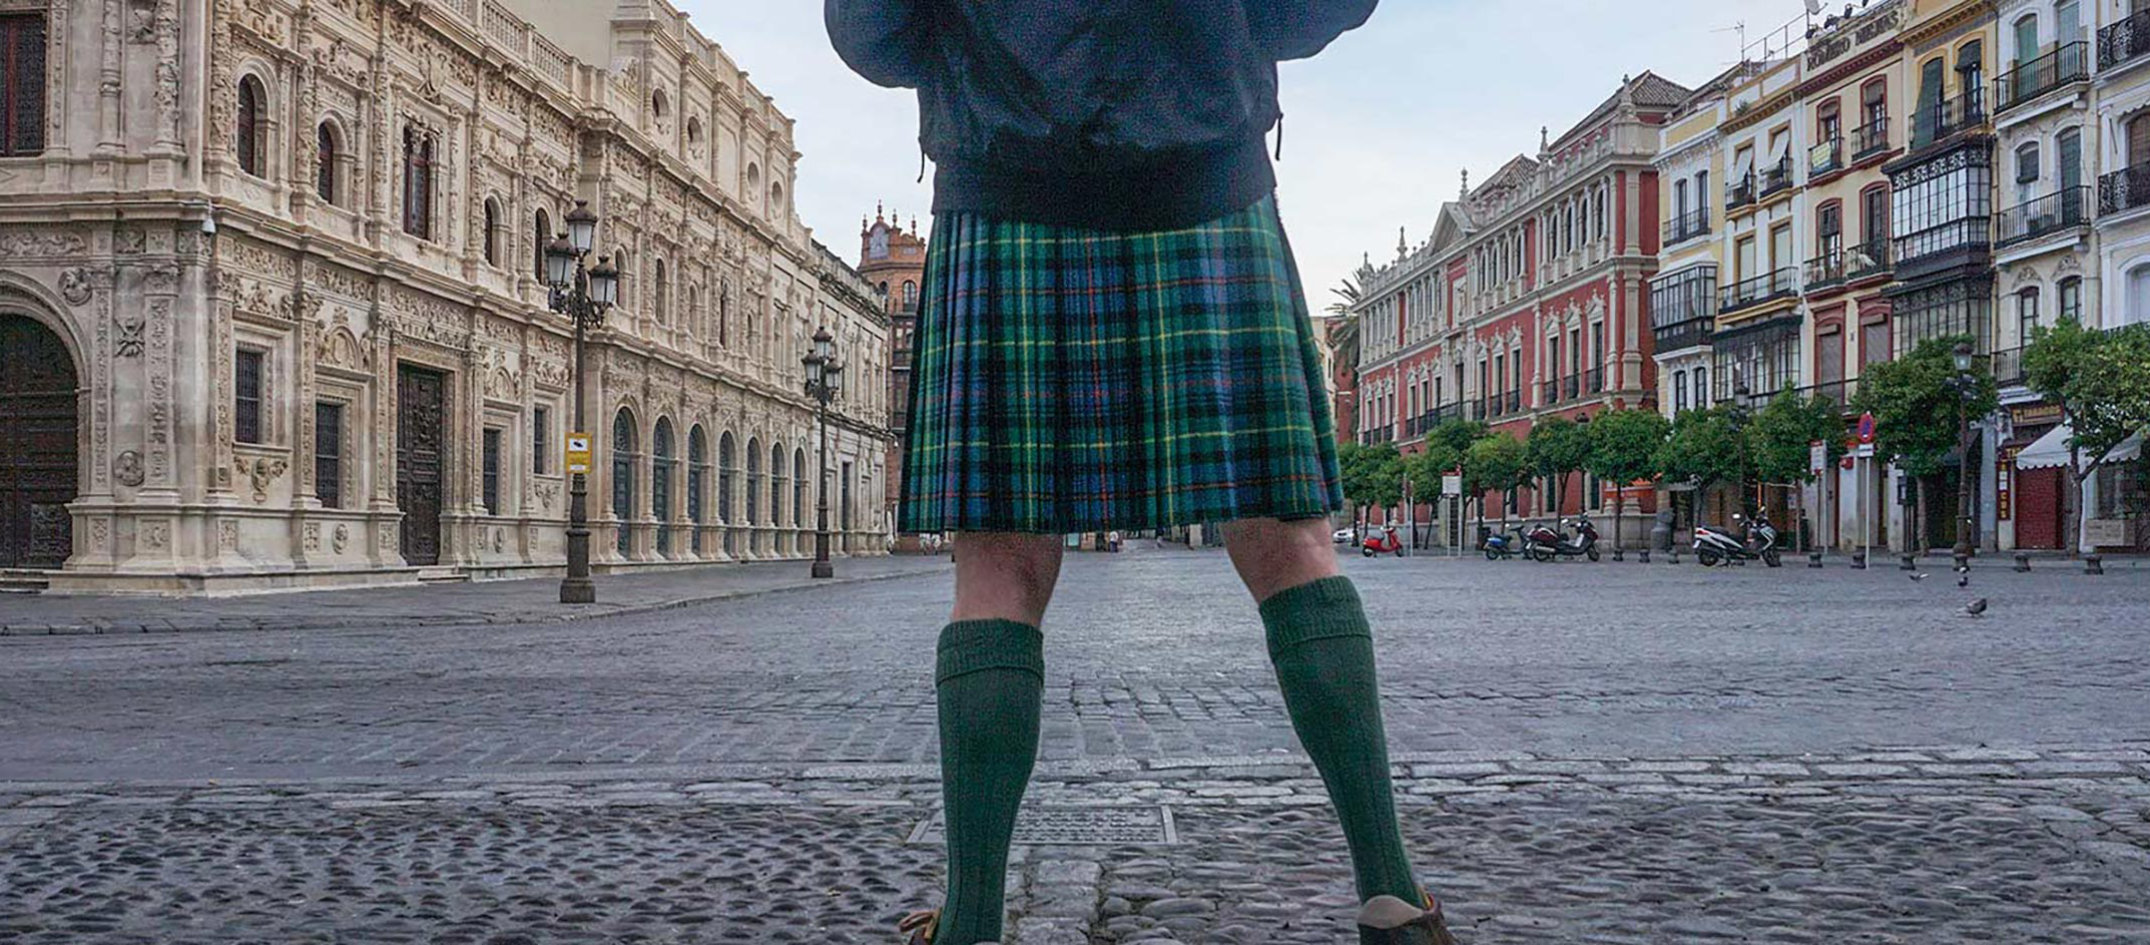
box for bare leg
[952,531,1065,625]
[1223,517,1341,603]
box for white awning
[2015,423,2144,471]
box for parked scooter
[1483,529,1521,561]
[1525,515,1601,563]
[1694,509,1782,568]
[1361,524,1404,557]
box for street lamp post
[802,326,845,579]
[1951,341,1977,570]
[546,200,618,604]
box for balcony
[1996,41,2089,113]
[1852,118,1890,160]
[1796,379,1861,414]
[1719,268,1800,314]
[1359,427,1395,447]
[1662,207,1712,245]
[1804,245,1848,291]
[1759,156,1796,197]
[2099,165,2150,216]
[1480,390,1524,419]
[1990,346,2027,388]
[2100,8,2150,72]
[1894,218,1992,272]
[1727,174,1758,211]
[1653,316,1713,353]
[1846,238,1892,282]
[1809,137,1844,178]
[1997,187,2090,247]
[1909,89,1987,151]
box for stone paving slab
[0,750,2146,944]
[0,555,951,636]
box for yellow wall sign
[565,433,592,474]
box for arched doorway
[0,313,78,569]
[651,418,675,555]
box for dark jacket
[826,0,1376,230]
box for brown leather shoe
[897,908,939,945]
[1356,888,1458,945]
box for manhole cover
[907,806,1177,846]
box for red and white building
[1350,73,1688,545]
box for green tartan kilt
[898,194,1345,535]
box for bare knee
[1224,518,1341,603]
[952,532,1065,625]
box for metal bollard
[1900,553,1919,571]
[1808,551,1824,568]
[1638,549,1650,564]
[2014,552,2031,573]
[2086,555,2105,575]
[1851,550,1867,569]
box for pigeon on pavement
[1963,598,1989,617]
[1910,572,1930,582]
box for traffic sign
[565,433,592,474]
[1856,412,1877,445]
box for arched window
[651,89,668,123]
[745,438,763,529]
[653,259,669,326]
[482,197,503,266]
[792,447,807,531]
[2126,264,2150,325]
[770,445,786,528]
[686,116,703,148]
[2015,287,2041,345]
[402,126,434,239]
[237,75,267,177]
[688,426,708,553]
[612,408,639,556]
[2058,275,2082,322]
[902,280,917,308]
[533,208,552,281]
[718,431,737,554]
[315,121,339,204]
[652,418,675,554]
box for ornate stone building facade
[854,204,924,544]
[0,0,893,592]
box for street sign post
[565,433,592,475]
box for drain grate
[906,806,1177,846]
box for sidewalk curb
[0,563,952,639]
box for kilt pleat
[899,195,1343,534]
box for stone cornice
[1901,0,1995,55]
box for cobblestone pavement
[2,549,2147,942]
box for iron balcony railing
[1653,316,1713,353]
[2099,165,2150,215]
[1910,89,1987,151]
[1894,218,1992,269]
[1846,238,1892,281]
[1804,245,1849,290]
[1998,187,2091,247]
[1662,207,1712,245]
[1404,402,1476,438]
[1719,267,1801,314]
[1727,173,1758,210]
[2100,8,2150,71]
[1359,427,1395,446]
[1480,390,1524,418]
[1583,366,1604,395]
[1852,118,1890,159]
[1990,346,2028,388]
[1997,41,2090,113]
[1810,137,1844,178]
[1759,155,1796,197]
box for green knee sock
[934,619,1044,945]
[1259,576,1421,904]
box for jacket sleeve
[1245,0,1378,61]
[825,0,932,89]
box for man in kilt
[827,3,1455,943]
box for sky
[690,0,1806,309]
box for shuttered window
[0,14,45,157]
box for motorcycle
[1483,529,1521,560]
[1524,515,1601,563]
[1694,510,1782,568]
[1361,524,1404,557]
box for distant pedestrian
[828,3,1450,944]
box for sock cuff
[936,618,1045,685]
[1259,575,1372,657]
